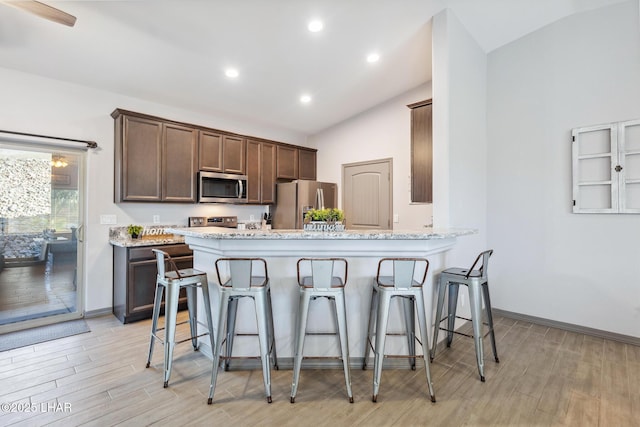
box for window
[572,119,640,213]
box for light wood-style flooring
[0,253,77,326]
[0,313,638,426]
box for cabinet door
[409,100,432,203]
[199,131,223,172]
[298,149,317,180]
[120,115,163,201]
[246,140,261,203]
[223,135,246,174]
[261,142,276,204]
[276,145,298,179]
[127,256,191,320]
[163,123,198,202]
[127,258,158,317]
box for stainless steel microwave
[198,171,248,203]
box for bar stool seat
[430,249,498,382]
[290,258,353,403]
[363,258,436,403]
[146,249,215,388]
[208,258,278,404]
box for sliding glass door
[0,143,84,332]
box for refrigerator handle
[316,188,325,210]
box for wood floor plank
[1,313,638,426]
[559,390,599,426]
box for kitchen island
[166,226,475,366]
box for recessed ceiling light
[307,19,323,33]
[225,68,239,78]
[300,94,312,104]
[366,52,380,63]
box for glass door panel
[0,145,84,332]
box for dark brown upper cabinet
[113,109,316,204]
[199,131,246,175]
[221,135,246,174]
[408,99,433,203]
[163,123,198,202]
[198,131,223,172]
[247,139,276,204]
[298,149,317,180]
[113,110,197,203]
[276,145,298,180]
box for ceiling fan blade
[2,1,76,27]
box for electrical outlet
[153,215,160,224]
[100,214,116,224]
[393,214,399,223]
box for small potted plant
[303,208,345,231]
[127,224,143,239]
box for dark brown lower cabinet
[113,243,192,324]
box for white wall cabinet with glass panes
[572,119,640,213]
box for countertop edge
[165,227,477,240]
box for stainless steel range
[188,216,238,228]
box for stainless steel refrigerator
[272,180,338,229]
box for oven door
[198,171,248,203]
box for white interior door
[342,158,392,230]
[0,142,85,332]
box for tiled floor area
[0,253,76,325]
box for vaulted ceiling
[0,0,627,134]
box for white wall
[487,0,640,338]
[0,67,307,313]
[310,83,433,230]
[432,9,488,270]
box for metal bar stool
[146,249,215,388]
[290,258,353,403]
[430,249,498,382]
[363,258,436,403]
[208,258,278,404]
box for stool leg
[372,291,391,402]
[200,280,215,357]
[363,286,378,370]
[415,289,436,402]
[334,290,353,403]
[402,296,416,370]
[208,291,230,404]
[186,285,198,350]
[446,282,460,347]
[430,276,447,361]
[163,281,180,388]
[266,287,278,370]
[225,297,239,371]
[468,282,485,382]
[482,282,499,363]
[147,281,164,368]
[254,291,273,403]
[291,290,311,403]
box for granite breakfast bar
[166,226,475,366]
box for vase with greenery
[127,224,143,239]
[303,208,345,231]
[304,208,344,223]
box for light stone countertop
[109,225,185,248]
[166,226,476,240]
